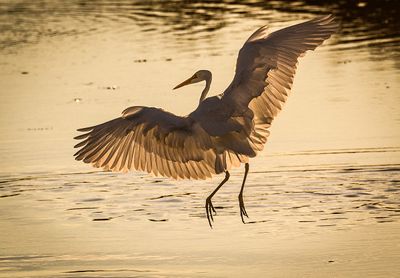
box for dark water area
[1,0,399,60]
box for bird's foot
[238,193,249,224]
[205,197,217,228]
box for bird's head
[173,70,212,90]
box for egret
[74,15,337,227]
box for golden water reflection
[0,1,399,277]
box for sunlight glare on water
[0,1,399,277]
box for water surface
[0,1,399,277]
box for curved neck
[199,75,212,104]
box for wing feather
[220,14,337,157]
[75,15,337,179]
[75,107,223,179]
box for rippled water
[0,1,399,277]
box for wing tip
[77,126,94,132]
[74,134,87,140]
[314,14,339,29]
[246,24,270,43]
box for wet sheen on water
[0,1,399,277]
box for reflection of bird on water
[74,15,337,227]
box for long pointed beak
[173,76,195,90]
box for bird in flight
[74,15,337,227]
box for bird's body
[74,15,338,226]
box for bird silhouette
[74,15,338,227]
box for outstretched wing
[75,15,337,180]
[220,14,338,153]
[74,106,224,180]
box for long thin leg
[206,171,230,228]
[238,163,249,223]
